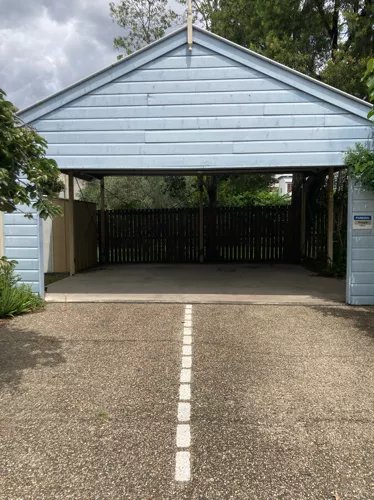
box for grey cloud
[0,0,124,108]
[0,0,184,109]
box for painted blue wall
[347,179,374,305]
[2,209,44,297]
[29,40,372,171]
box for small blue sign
[354,215,372,221]
[353,214,373,229]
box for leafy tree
[0,89,63,219]
[365,57,374,115]
[344,58,374,193]
[179,1,374,97]
[79,176,198,209]
[110,0,178,58]
[345,143,374,193]
[217,175,277,206]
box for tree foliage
[345,143,374,193]
[344,58,374,192]
[178,0,374,98]
[80,174,279,208]
[80,176,197,209]
[0,89,63,219]
[110,0,178,58]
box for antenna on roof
[187,0,193,51]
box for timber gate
[98,206,300,264]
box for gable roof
[19,24,372,124]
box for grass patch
[0,257,44,318]
[93,407,111,424]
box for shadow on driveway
[312,305,374,339]
[0,318,66,391]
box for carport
[13,23,374,304]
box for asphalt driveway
[0,303,373,499]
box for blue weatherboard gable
[19,27,372,173]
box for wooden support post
[300,182,306,259]
[100,177,106,264]
[327,167,334,266]
[199,175,204,263]
[68,171,75,276]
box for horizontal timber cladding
[347,180,374,305]
[31,40,372,171]
[99,206,301,264]
[2,208,44,294]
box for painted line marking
[175,451,190,482]
[175,304,193,482]
[182,356,192,368]
[179,384,191,401]
[180,368,191,383]
[183,345,192,356]
[176,424,191,448]
[178,402,191,422]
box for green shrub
[0,257,44,318]
[345,143,374,194]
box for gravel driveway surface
[0,303,373,499]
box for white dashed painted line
[182,356,192,368]
[178,402,191,422]
[180,369,191,383]
[177,424,191,448]
[175,304,193,482]
[179,384,191,400]
[175,451,190,482]
[183,345,192,356]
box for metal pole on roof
[188,0,193,51]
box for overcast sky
[0,0,182,110]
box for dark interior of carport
[65,165,336,272]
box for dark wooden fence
[206,206,290,262]
[97,206,311,264]
[304,207,328,261]
[99,208,200,264]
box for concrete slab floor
[0,303,373,499]
[46,263,346,305]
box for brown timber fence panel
[304,206,328,261]
[100,208,200,264]
[209,206,290,262]
[99,206,300,264]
